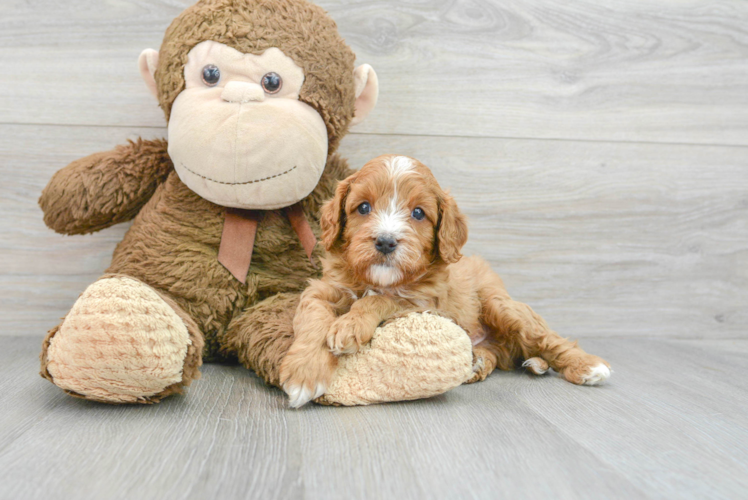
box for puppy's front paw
[284,381,327,409]
[279,349,335,408]
[327,313,376,355]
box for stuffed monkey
[38,0,474,404]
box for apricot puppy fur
[279,155,611,407]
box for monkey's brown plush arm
[39,138,173,235]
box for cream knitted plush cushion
[319,312,474,406]
[46,276,193,403]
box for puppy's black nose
[375,235,398,255]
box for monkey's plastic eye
[261,72,283,94]
[201,65,221,86]
[412,208,426,220]
[357,202,371,215]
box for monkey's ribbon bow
[217,203,317,284]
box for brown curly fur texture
[105,153,352,362]
[221,292,299,387]
[156,0,356,152]
[40,149,350,368]
[39,138,173,235]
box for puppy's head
[320,155,468,288]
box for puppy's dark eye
[357,202,371,215]
[261,72,283,94]
[412,207,426,220]
[201,65,221,86]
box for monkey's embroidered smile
[178,162,298,186]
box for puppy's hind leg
[465,344,497,384]
[465,338,515,384]
[477,267,611,386]
[522,357,550,376]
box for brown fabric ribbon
[284,203,318,266]
[217,203,317,284]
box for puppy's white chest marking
[368,264,403,287]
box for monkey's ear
[138,49,160,99]
[320,177,353,251]
[436,193,469,265]
[350,64,378,126]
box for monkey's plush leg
[220,293,299,388]
[221,294,474,406]
[479,296,611,386]
[40,274,203,404]
[39,138,173,235]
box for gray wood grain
[2,124,746,338]
[0,0,747,145]
[1,336,747,500]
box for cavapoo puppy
[280,155,611,407]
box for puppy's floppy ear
[320,176,353,251]
[436,193,469,264]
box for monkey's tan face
[168,41,329,210]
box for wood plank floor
[1,336,747,500]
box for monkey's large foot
[40,275,203,404]
[316,312,474,406]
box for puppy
[280,155,611,407]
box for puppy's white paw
[522,357,549,375]
[283,384,310,408]
[284,382,327,408]
[580,363,612,385]
[472,356,485,374]
[313,383,326,400]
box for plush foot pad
[45,276,192,403]
[316,312,474,406]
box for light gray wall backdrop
[1,0,746,338]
